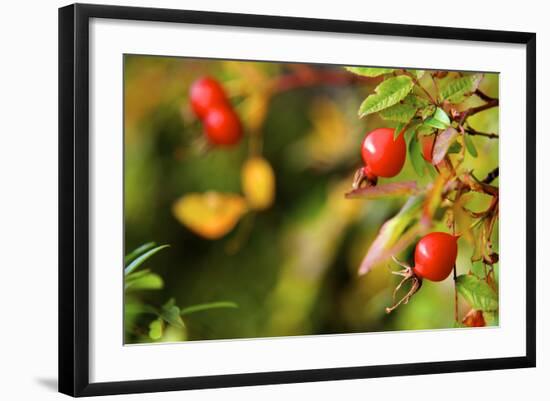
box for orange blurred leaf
[172,192,247,239]
[241,157,276,210]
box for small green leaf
[149,318,163,340]
[344,66,395,77]
[124,242,156,265]
[393,122,405,140]
[440,73,483,103]
[125,272,164,291]
[379,103,418,123]
[463,133,478,157]
[447,141,462,154]
[456,274,498,312]
[358,76,414,117]
[161,303,185,328]
[180,301,239,315]
[124,244,170,275]
[409,136,425,177]
[424,107,450,129]
[404,122,419,146]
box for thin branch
[465,127,499,139]
[482,167,499,184]
[475,89,498,102]
[456,98,499,125]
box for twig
[456,99,499,125]
[465,127,499,139]
[482,167,499,184]
[475,89,498,102]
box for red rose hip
[421,135,436,163]
[190,77,229,119]
[413,232,459,282]
[361,128,406,178]
[203,105,243,146]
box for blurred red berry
[190,77,229,119]
[204,105,243,146]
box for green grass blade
[124,244,170,276]
[124,242,157,265]
[180,301,238,316]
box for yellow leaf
[241,157,275,210]
[172,192,247,239]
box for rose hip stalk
[386,232,459,313]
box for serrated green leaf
[464,133,478,157]
[358,76,414,117]
[124,244,170,275]
[125,272,164,291]
[440,73,483,103]
[417,123,435,136]
[409,136,425,177]
[149,318,163,340]
[124,242,156,265]
[379,103,418,123]
[456,274,498,312]
[404,94,430,108]
[345,66,395,77]
[180,301,239,315]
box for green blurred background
[124,55,499,344]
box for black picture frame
[59,3,536,397]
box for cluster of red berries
[190,77,243,146]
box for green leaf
[464,133,478,157]
[358,76,414,117]
[149,318,163,340]
[125,272,164,291]
[124,242,156,265]
[404,121,420,146]
[404,94,430,108]
[440,73,483,103]
[456,274,498,312]
[180,301,239,315]
[161,301,185,328]
[344,66,395,77]
[393,122,405,140]
[409,136,425,177]
[379,103,418,123]
[432,127,458,165]
[424,107,450,129]
[447,141,462,154]
[124,244,170,275]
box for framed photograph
[58,3,536,397]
